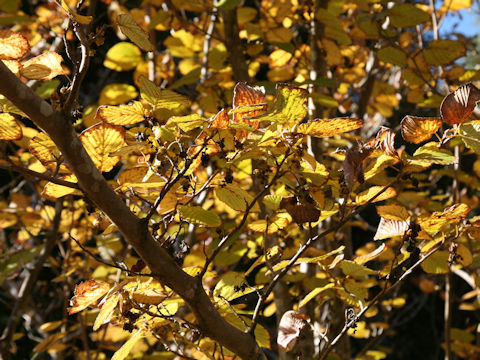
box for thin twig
[0,162,81,190]
[201,5,218,83]
[0,200,63,359]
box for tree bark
[0,61,266,360]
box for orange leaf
[401,116,442,144]
[0,113,22,140]
[440,83,480,125]
[210,108,229,129]
[20,52,67,80]
[297,117,363,138]
[68,280,110,315]
[80,122,126,172]
[0,30,30,60]
[232,82,266,138]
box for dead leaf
[277,310,310,352]
[440,83,480,125]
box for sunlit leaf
[252,84,308,124]
[215,185,259,212]
[178,205,221,227]
[401,116,442,144]
[60,0,92,24]
[248,214,291,234]
[0,212,16,229]
[117,13,154,52]
[0,29,29,60]
[213,272,255,301]
[440,83,480,125]
[93,293,120,331]
[138,76,190,110]
[354,243,387,265]
[277,310,310,352]
[29,132,62,169]
[340,260,377,278]
[0,113,22,140]
[95,101,145,126]
[68,280,110,315]
[441,0,472,11]
[80,122,126,172]
[111,330,144,360]
[20,52,67,80]
[296,117,362,138]
[460,122,480,153]
[355,186,397,205]
[98,83,138,105]
[131,288,167,305]
[232,82,266,137]
[376,204,409,221]
[104,42,141,71]
[412,142,455,165]
[299,283,335,308]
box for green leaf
[421,251,450,274]
[103,42,141,71]
[412,142,455,165]
[0,245,44,285]
[316,8,352,45]
[377,47,407,66]
[424,40,466,66]
[389,4,430,28]
[340,260,377,278]
[215,185,259,212]
[111,330,144,360]
[165,114,207,132]
[252,84,308,124]
[138,76,190,111]
[35,79,60,99]
[299,283,335,308]
[178,206,221,227]
[459,123,480,153]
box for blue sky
[440,4,480,37]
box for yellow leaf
[131,288,167,305]
[247,215,290,234]
[441,0,472,11]
[20,52,67,80]
[60,0,92,24]
[95,101,145,125]
[80,122,127,172]
[93,294,120,331]
[104,42,141,72]
[68,280,110,315]
[401,116,442,144]
[178,205,221,227]
[0,113,22,140]
[215,185,259,212]
[299,283,335,308]
[111,330,144,360]
[138,76,190,110]
[0,29,29,60]
[98,83,138,105]
[297,117,362,138]
[29,132,64,170]
[355,186,397,205]
[354,242,387,264]
[43,174,80,199]
[117,13,154,52]
[376,204,409,221]
[0,212,17,228]
[421,251,450,274]
[252,83,308,124]
[117,166,166,193]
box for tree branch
[0,61,267,360]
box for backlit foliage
[1,0,480,359]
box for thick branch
[0,61,266,360]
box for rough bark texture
[0,61,266,360]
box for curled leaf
[277,310,310,352]
[401,116,442,144]
[375,127,397,156]
[280,196,320,224]
[440,83,480,125]
[343,144,374,191]
[373,217,410,240]
[68,280,110,315]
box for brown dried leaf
[277,310,310,352]
[280,197,320,224]
[440,83,480,125]
[375,127,397,156]
[343,145,374,191]
[0,30,30,60]
[68,280,110,315]
[232,83,266,139]
[210,108,229,129]
[401,116,442,144]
